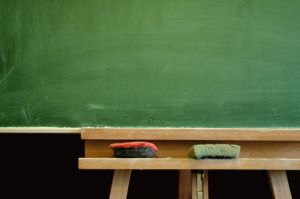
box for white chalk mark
[0,65,15,86]
[0,47,15,87]
[44,93,48,101]
[87,103,105,110]
[21,108,30,124]
[284,109,300,116]
[0,113,6,118]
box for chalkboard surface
[1,0,300,127]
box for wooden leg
[268,170,292,199]
[179,170,192,199]
[193,171,204,199]
[203,170,209,199]
[109,170,131,199]
[192,172,197,199]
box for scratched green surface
[1,0,300,127]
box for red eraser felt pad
[109,141,158,151]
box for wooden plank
[198,192,203,199]
[191,172,197,199]
[197,173,203,192]
[203,171,209,199]
[0,127,81,133]
[179,170,192,199]
[79,158,300,170]
[84,140,300,159]
[81,128,300,141]
[109,170,131,199]
[268,170,292,199]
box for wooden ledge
[81,128,300,141]
[79,158,300,170]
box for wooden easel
[79,128,300,199]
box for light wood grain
[109,170,131,199]
[179,170,192,199]
[81,128,300,141]
[79,158,300,170]
[203,171,209,199]
[84,140,300,159]
[198,192,204,199]
[197,173,203,192]
[0,127,81,133]
[192,172,197,199]
[268,170,292,199]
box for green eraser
[188,144,240,159]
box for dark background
[0,134,299,199]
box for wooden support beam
[109,170,131,199]
[192,171,205,199]
[197,173,203,192]
[203,171,209,199]
[268,170,292,199]
[198,192,204,199]
[192,172,197,199]
[179,170,192,199]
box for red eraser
[109,141,158,152]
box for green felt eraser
[188,144,240,159]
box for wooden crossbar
[79,158,300,170]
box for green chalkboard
[1,0,300,127]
